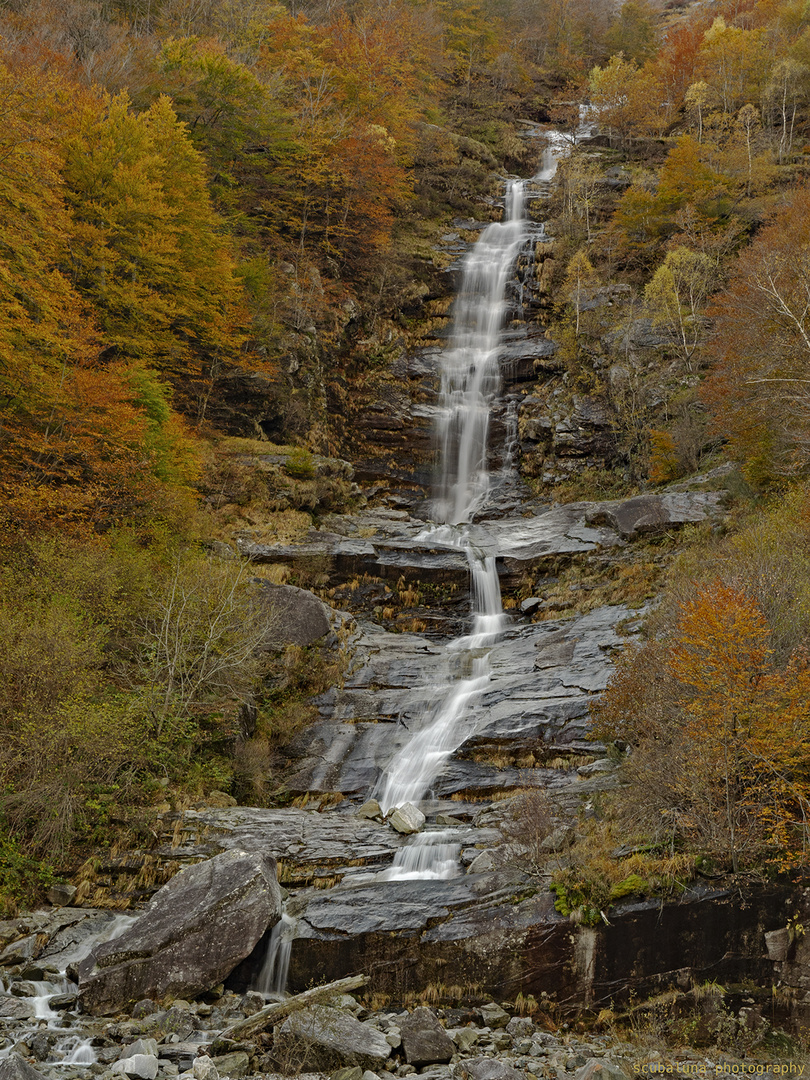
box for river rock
[192,1057,219,1080]
[0,997,35,1019]
[274,1005,391,1071]
[400,1007,455,1066]
[453,1060,525,1080]
[77,849,281,1015]
[210,1052,250,1078]
[0,934,40,965]
[120,1040,159,1059]
[0,1055,48,1080]
[111,1055,160,1080]
[574,1061,630,1080]
[388,804,425,834]
[477,1003,510,1029]
[356,800,383,821]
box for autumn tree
[594,580,810,872]
[696,17,769,113]
[604,0,659,65]
[563,249,597,337]
[644,246,714,368]
[702,185,810,483]
[64,92,243,398]
[588,54,666,145]
[556,150,602,241]
[763,58,810,162]
[684,81,719,143]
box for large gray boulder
[0,1055,48,1080]
[274,1005,391,1072]
[587,492,723,541]
[400,1007,455,1066]
[77,850,281,1015]
[253,581,331,648]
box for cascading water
[374,182,527,827]
[435,181,527,527]
[0,913,136,1067]
[254,912,296,998]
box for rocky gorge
[1,125,808,1079]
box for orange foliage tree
[0,59,206,539]
[702,185,810,484]
[594,581,810,872]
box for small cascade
[382,831,461,881]
[59,1037,97,1065]
[498,397,520,485]
[0,913,136,1067]
[254,912,296,998]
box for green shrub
[285,447,316,480]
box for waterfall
[382,830,461,881]
[374,184,527,821]
[435,181,527,526]
[254,912,296,998]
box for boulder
[111,1056,160,1080]
[448,1028,479,1053]
[112,1054,159,1080]
[0,934,40,965]
[453,1060,525,1080]
[574,1061,629,1080]
[477,1002,510,1029]
[192,1058,219,1080]
[764,927,791,961]
[210,1052,250,1078]
[356,800,383,822]
[274,1005,391,1072]
[0,996,36,1020]
[47,883,77,907]
[254,581,331,649]
[399,1008,455,1067]
[0,1055,48,1080]
[586,492,723,541]
[388,803,425,834]
[120,1040,159,1059]
[78,849,281,1015]
[504,1016,533,1038]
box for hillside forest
[3,0,810,914]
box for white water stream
[374,182,528,833]
[0,913,136,1067]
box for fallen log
[211,973,369,1049]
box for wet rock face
[277,603,630,798]
[77,851,282,1015]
